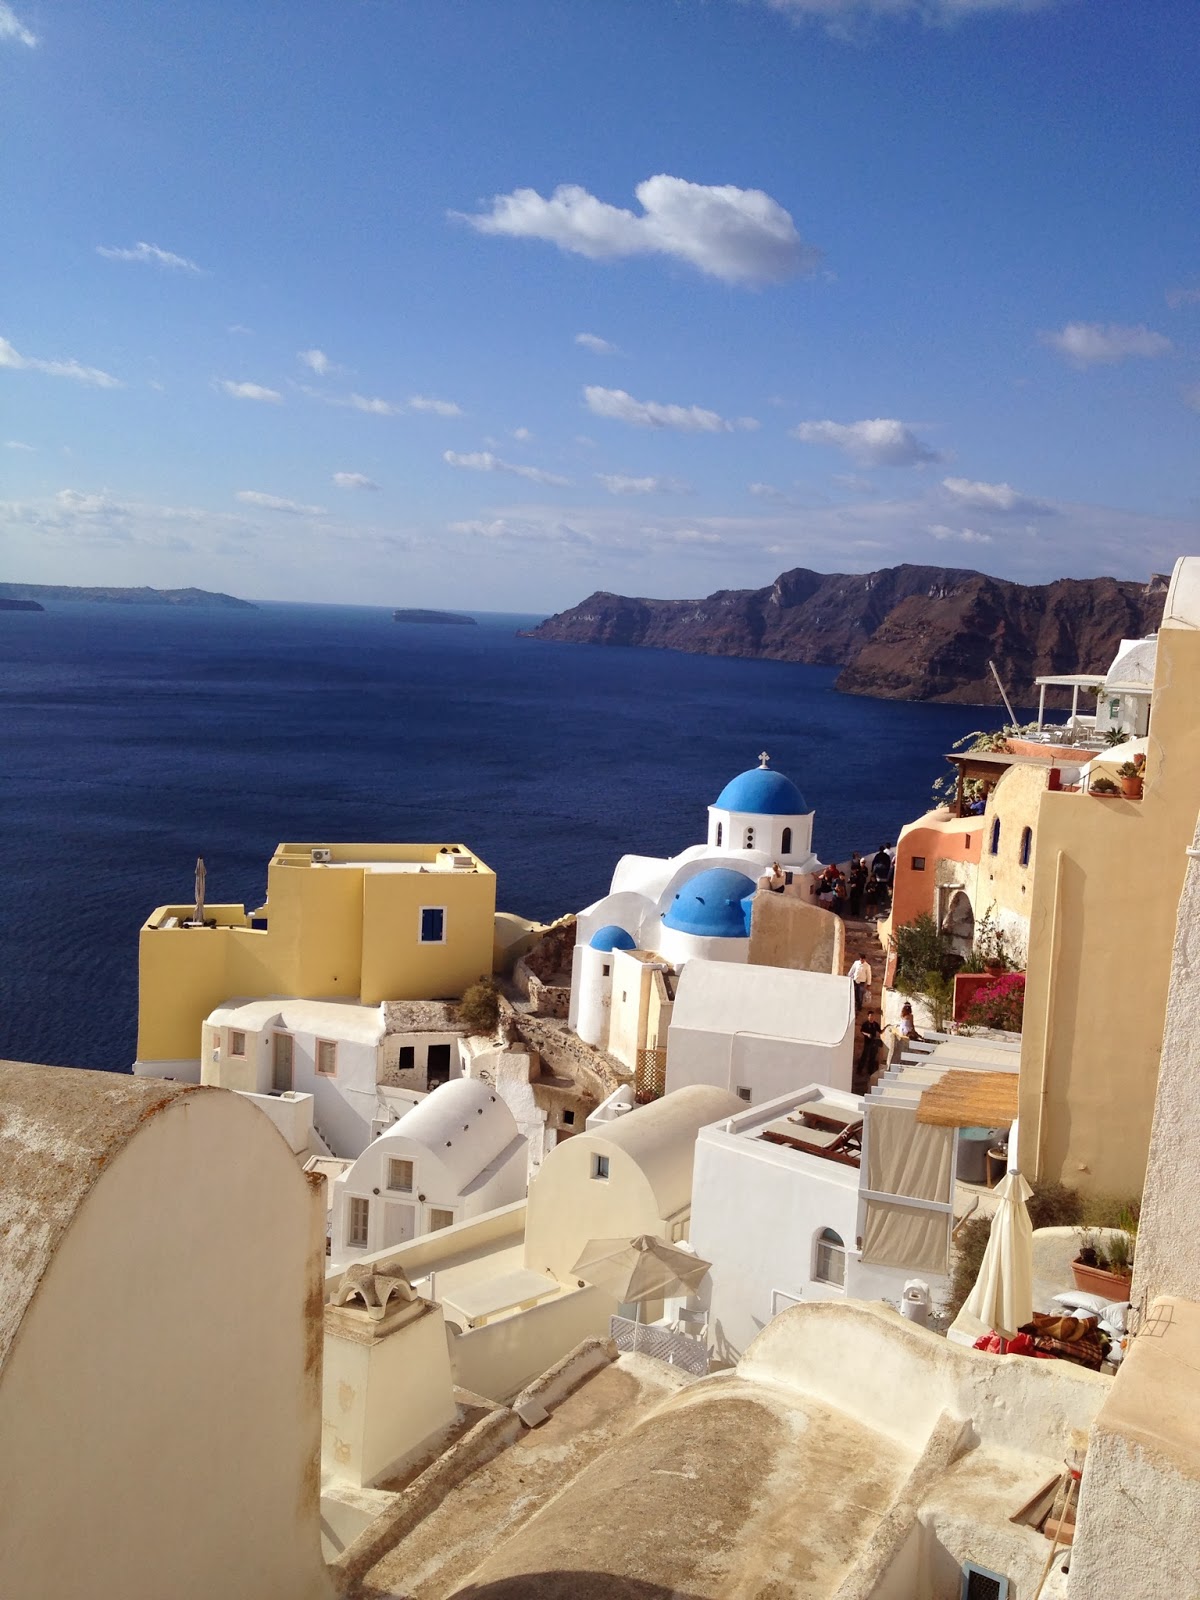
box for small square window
[911,856,926,871]
[736,1086,752,1102]
[397,1045,415,1071]
[429,1208,454,1231]
[229,1030,246,1057]
[347,1197,370,1249]
[419,906,446,943]
[592,1154,610,1180]
[602,963,611,977]
[388,1158,413,1193]
[563,1109,575,1126]
[316,1039,337,1076]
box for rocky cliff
[522,564,1169,704]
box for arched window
[813,1227,846,1287]
[744,826,755,849]
[781,827,792,855]
[1020,826,1032,867]
[715,822,723,847]
[990,817,1001,856]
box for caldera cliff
[521,564,1169,705]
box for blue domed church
[569,754,821,1047]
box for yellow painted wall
[974,764,1048,961]
[1019,625,1200,1197]
[137,844,496,1064]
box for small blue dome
[715,761,807,816]
[589,924,636,952]
[662,868,757,939]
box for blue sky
[2,0,1197,610]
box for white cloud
[5,439,34,451]
[942,476,1053,515]
[749,482,800,507]
[576,332,617,354]
[1166,285,1200,310]
[928,523,993,544]
[760,0,1061,31]
[409,394,464,417]
[332,471,380,491]
[298,348,332,375]
[792,417,940,466]
[0,4,36,46]
[458,174,819,286]
[584,385,753,433]
[227,324,253,335]
[597,473,690,495]
[235,490,325,515]
[443,450,571,487]
[512,427,533,442]
[0,335,122,388]
[218,379,282,403]
[1041,321,1173,367]
[97,241,202,272]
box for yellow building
[136,842,496,1079]
[1019,557,1200,1198]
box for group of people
[813,845,894,919]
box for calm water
[0,601,994,1072]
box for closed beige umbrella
[194,856,206,925]
[962,1170,1034,1344]
[570,1234,711,1305]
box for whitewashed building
[665,957,855,1104]
[570,754,822,1044]
[329,1078,526,1268]
[689,1086,865,1361]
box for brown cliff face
[522,565,1168,704]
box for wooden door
[272,1032,294,1092]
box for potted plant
[1072,1227,1134,1299]
[1116,757,1144,799]
[1090,776,1120,797]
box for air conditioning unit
[311,848,333,864]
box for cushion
[1053,1290,1110,1316]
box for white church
[570,753,823,1047]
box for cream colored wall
[646,971,673,1052]
[523,1140,664,1280]
[322,1300,457,1488]
[973,763,1046,964]
[0,1090,331,1600]
[1019,625,1200,1197]
[748,894,844,974]
[447,1283,610,1403]
[606,951,656,1071]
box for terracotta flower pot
[1119,776,1143,798]
[1072,1259,1133,1300]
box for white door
[383,1202,416,1248]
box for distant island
[393,609,477,626]
[0,597,45,612]
[0,583,255,610]
[521,563,1169,705]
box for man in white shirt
[849,955,873,1013]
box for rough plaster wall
[749,893,843,974]
[0,1090,331,1600]
[1131,817,1200,1307]
[1069,1431,1200,1598]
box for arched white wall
[707,807,815,863]
[575,943,616,1047]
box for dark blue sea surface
[0,601,996,1072]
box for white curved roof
[672,959,854,1047]
[590,1084,742,1218]
[380,1077,519,1192]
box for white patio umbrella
[962,1170,1034,1344]
[194,857,206,924]
[570,1234,711,1308]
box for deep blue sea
[0,601,997,1072]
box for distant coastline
[0,583,255,610]
[0,597,44,612]
[393,608,477,626]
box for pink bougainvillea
[964,971,1025,1032]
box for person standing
[848,853,867,918]
[849,954,873,1013]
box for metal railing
[609,1314,709,1375]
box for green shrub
[892,913,951,991]
[457,976,501,1036]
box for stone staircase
[841,916,886,1026]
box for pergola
[1032,673,1105,732]
[943,750,1034,818]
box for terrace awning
[916,1069,1020,1129]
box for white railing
[609,1315,709,1375]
